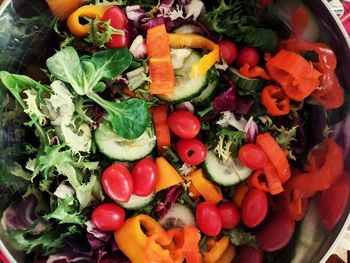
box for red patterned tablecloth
[341,1,350,33]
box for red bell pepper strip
[261,85,291,116]
[239,63,271,80]
[256,133,291,183]
[281,7,344,109]
[248,169,269,192]
[150,105,171,152]
[266,49,322,101]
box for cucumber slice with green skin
[117,192,155,210]
[204,150,252,186]
[191,70,219,107]
[159,203,196,230]
[173,24,201,34]
[157,51,208,104]
[95,122,156,161]
[227,67,267,92]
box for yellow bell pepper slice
[67,5,112,37]
[155,156,183,192]
[190,169,223,205]
[204,237,230,263]
[114,214,165,263]
[168,33,220,78]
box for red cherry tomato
[92,203,126,231]
[256,210,295,252]
[132,157,158,197]
[217,202,240,229]
[316,174,350,230]
[177,139,207,165]
[238,144,269,170]
[237,46,260,68]
[102,6,130,48]
[196,201,222,236]
[241,189,268,228]
[218,40,238,64]
[235,246,264,263]
[168,110,201,139]
[102,164,133,203]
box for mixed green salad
[0,0,349,262]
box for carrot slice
[155,157,183,192]
[256,133,291,183]
[146,25,171,58]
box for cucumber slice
[173,24,201,34]
[227,67,266,92]
[95,121,156,161]
[117,192,155,210]
[157,51,208,104]
[159,203,196,230]
[204,151,252,186]
[191,70,219,107]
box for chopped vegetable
[204,237,230,263]
[147,24,175,94]
[155,157,183,192]
[150,105,171,152]
[239,64,271,80]
[190,169,223,205]
[260,85,291,116]
[168,33,220,77]
[46,0,83,20]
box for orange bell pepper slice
[216,244,236,263]
[204,237,230,263]
[150,105,171,152]
[155,157,183,192]
[232,183,250,208]
[261,85,291,116]
[266,49,322,101]
[190,169,223,205]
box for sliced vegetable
[67,5,112,36]
[117,192,155,210]
[157,51,209,103]
[216,244,236,263]
[147,25,175,94]
[168,33,220,78]
[46,0,83,20]
[204,151,252,186]
[159,204,196,230]
[190,169,223,205]
[196,201,222,236]
[227,67,266,92]
[94,121,156,161]
[204,237,230,263]
[239,64,271,80]
[232,183,250,208]
[155,157,183,192]
[256,133,291,183]
[191,70,219,106]
[266,49,322,101]
[91,203,125,231]
[150,105,171,152]
[261,85,291,116]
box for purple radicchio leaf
[85,220,130,263]
[129,35,147,59]
[126,5,146,23]
[214,78,236,113]
[154,185,183,219]
[235,99,255,115]
[178,0,191,6]
[332,114,350,171]
[245,117,258,144]
[141,17,166,31]
[292,113,307,156]
[1,195,36,231]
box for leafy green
[46,47,150,139]
[228,228,257,247]
[44,197,86,226]
[201,0,277,52]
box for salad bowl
[0,0,349,262]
